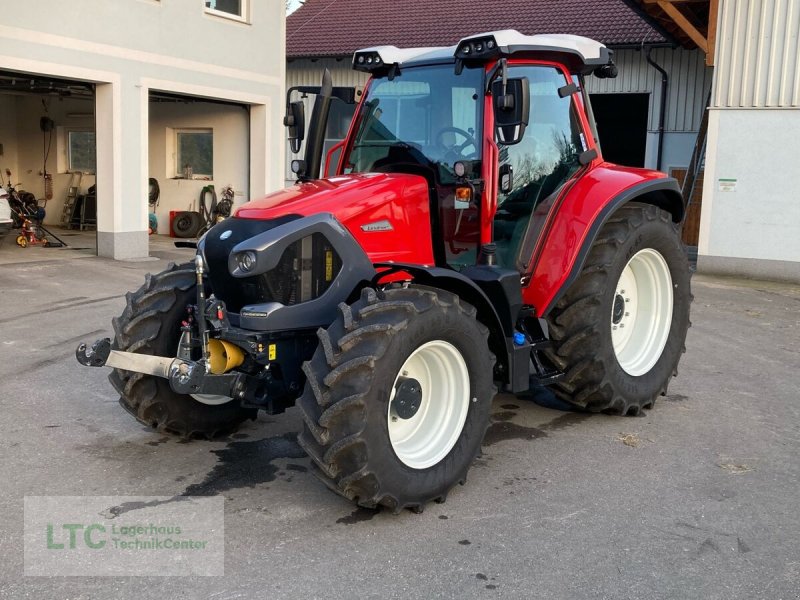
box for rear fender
[530,176,683,316]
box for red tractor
[77,31,691,512]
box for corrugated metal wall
[286,57,369,91]
[587,47,713,133]
[713,0,800,108]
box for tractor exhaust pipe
[303,68,334,180]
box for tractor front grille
[203,217,342,313]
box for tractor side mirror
[284,100,306,155]
[492,77,529,146]
[499,163,514,194]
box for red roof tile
[287,0,671,58]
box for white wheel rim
[611,248,673,376]
[176,339,232,406]
[388,340,470,470]
[188,357,231,404]
[191,391,231,406]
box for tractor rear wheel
[297,286,494,512]
[109,262,254,437]
[543,202,691,415]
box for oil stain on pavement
[106,432,306,517]
[182,432,305,495]
[483,410,591,446]
[336,507,380,524]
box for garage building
[0,0,285,259]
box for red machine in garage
[78,30,691,512]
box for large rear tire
[109,262,254,437]
[543,203,691,415]
[297,286,494,512]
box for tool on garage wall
[40,100,55,204]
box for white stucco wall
[0,0,285,259]
[697,0,800,281]
[698,108,800,280]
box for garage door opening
[590,93,649,168]
[147,91,249,243]
[0,69,97,252]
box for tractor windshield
[342,65,483,181]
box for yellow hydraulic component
[325,249,334,281]
[207,339,245,374]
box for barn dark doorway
[590,93,649,168]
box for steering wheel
[434,127,479,160]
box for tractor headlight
[291,159,307,176]
[454,35,500,61]
[353,51,386,72]
[237,251,258,272]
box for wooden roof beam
[646,0,717,65]
[706,0,718,66]
[650,0,708,53]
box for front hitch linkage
[76,338,254,400]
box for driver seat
[370,145,436,187]
[369,144,422,172]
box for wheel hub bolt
[612,294,626,325]
[391,376,423,420]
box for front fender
[374,263,528,390]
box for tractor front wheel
[109,262,254,437]
[544,202,691,415]
[297,286,494,512]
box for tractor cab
[288,31,615,274]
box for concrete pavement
[0,241,798,599]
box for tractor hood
[235,173,435,265]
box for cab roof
[353,30,612,75]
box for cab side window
[493,66,585,271]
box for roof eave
[606,41,676,50]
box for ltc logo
[46,523,106,549]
